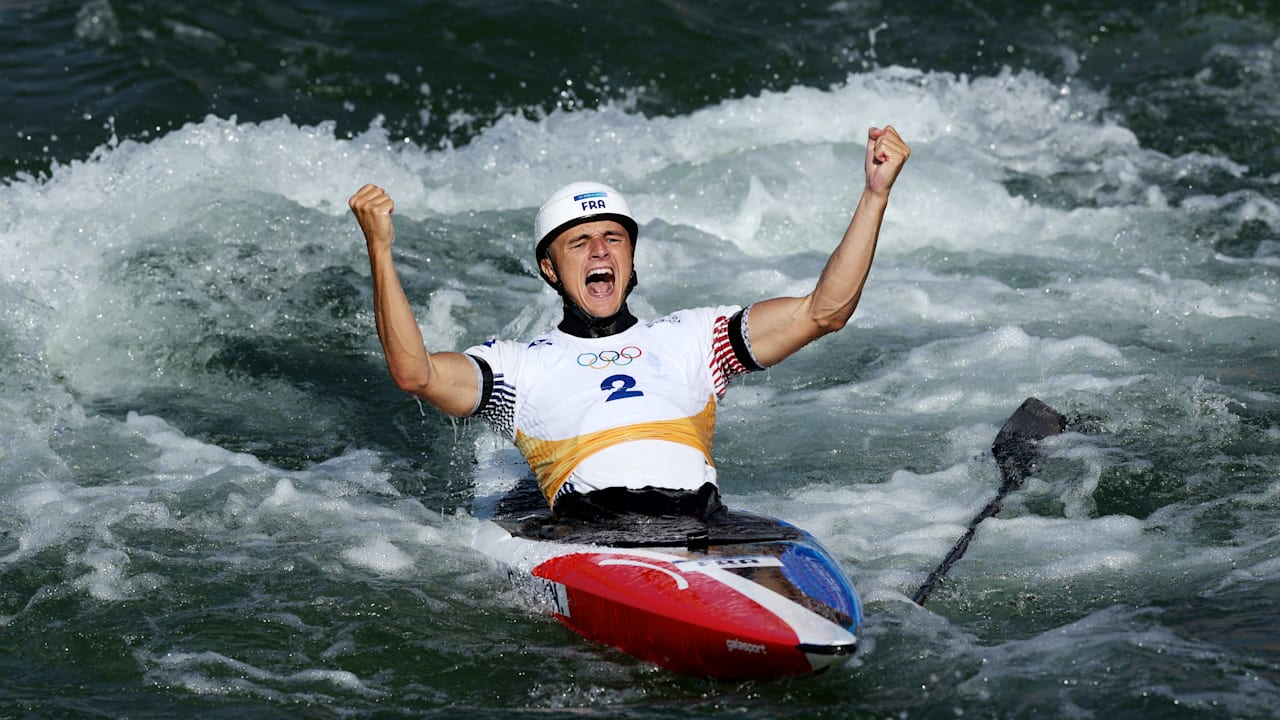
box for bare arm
[745,125,910,366]
[349,184,479,417]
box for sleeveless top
[464,305,763,508]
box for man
[350,125,910,520]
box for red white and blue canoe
[472,483,863,680]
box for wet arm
[350,184,478,417]
[745,126,910,366]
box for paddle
[912,397,1067,606]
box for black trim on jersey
[728,308,765,372]
[467,353,495,415]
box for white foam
[340,537,414,574]
[73,547,167,601]
[1,482,88,564]
[838,326,1132,417]
[126,410,266,477]
[141,649,385,700]
[0,403,473,624]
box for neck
[558,300,638,338]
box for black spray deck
[490,478,803,550]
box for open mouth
[586,267,615,297]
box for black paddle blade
[991,397,1067,493]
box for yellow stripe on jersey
[515,396,718,506]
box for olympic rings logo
[577,346,643,369]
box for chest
[517,333,710,431]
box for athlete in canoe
[350,125,909,520]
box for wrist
[860,186,891,209]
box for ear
[539,255,559,284]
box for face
[539,219,634,318]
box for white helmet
[534,181,639,263]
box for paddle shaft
[912,398,1066,606]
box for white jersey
[465,305,762,508]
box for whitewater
[3,64,1278,717]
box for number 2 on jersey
[601,374,644,402]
